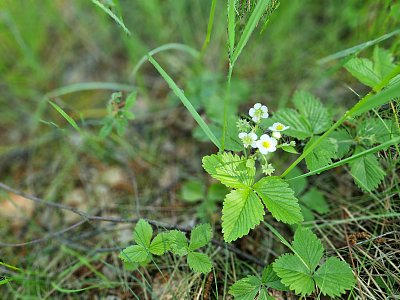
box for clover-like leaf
[149,232,171,255]
[169,230,189,256]
[133,219,153,248]
[253,177,303,224]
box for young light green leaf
[253,177,303,224]
[189,223,212,251]
[314,257,356,298]
[293,91,332,134]
[300,188,329,215]
[304,136,337,172]
[344,57,380,88]
[202,153,255,188]
[125,91,137,109]
[169,230,189,256]
[119,245,149,263]
[273,254,315,296]
[271,108,312,139]
[181,180,205,202]
[149,232,171,255]
[133,219,153,248]
[148,56,220,148]
[292,227,324,271]
[187,252,212,274]
[373,47,396,79]
[222,188,265,242]
[229,275,262,300]
[281,145,298,154]
[350,148,385,192]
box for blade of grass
[227,0,235,59]
[286,136,400,181]
[148,55,221,149]
[318,29,400,64]
[90,0,131,35]
[48,101,82,134]
[231,0,271,66]
[201,0,218,54]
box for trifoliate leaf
[314,257,356,297]
[330,128,353,158]
[304,136,337,172]
[119,245,150,263]
[373,47,396,79]
[292,227,324,271]
[300,188,329,215]
[344,57,381,88]
[293,91,332,134]
[229,275,262,300]
[133,219,153,248]
[350,148,386,192]
[222,188,265,242]
[286,166,307,196]
[273,254,315,296]
[261,265,288,291]
[253,177,303,224]
[181,180,205,202]
[187,252,212,274]
[149,232,171,255]
[169,230,189,256]
[189,223,212,251]
[271,108,312,139]
[202,152,255,188]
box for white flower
[269,122,290,132]
[256,134,277,154]
[249,103,269,123]
[272,131,282,139]
[238,132,258,148]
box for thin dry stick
[0,182,265,267]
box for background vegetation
[0,0,399,299]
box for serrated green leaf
[300,204,315,222]
[261,265,289,291]
[187,252,212,274]
[304,136,337,172]
[229,275,262,300]
[273,254,315,296]
[253,177,303,224]
[330,128,353,158]
[344,57,381,88]
[271,108,312,139]
[119,245,150,263]
[181,180,205,202]
[133,219,153,248]
[189,223,212,251]
[300,188,329,215]
[293,91,332,134]
[222,188,265,242]
[149,232,171,255]
[169,230,188,256]
[357,117,398,146]
[202,153,255,188]
[314,257,356,297]
[292,227,324,271]
[373,47,396,79]
[350,148,386,192]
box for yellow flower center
[276,124,284,130]
[262,141,271,148]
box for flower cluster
[236,103,291,175]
